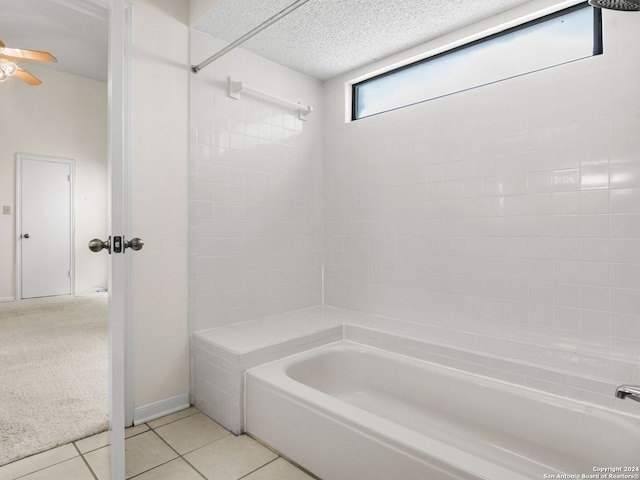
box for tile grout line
[72,430,110,456]
[73,430,109,480]
[145,408,200,430]
[147,417,233,480]
[126,428,179,479]
[77,446,100,480]
[126,423,209,480]
[175,456,209,480]
[7,445,82,480]
[173,434,283,480]
[245,433,320,480]
[236,457,280,480]
[141,412,281,480]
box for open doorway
[0,0,110,466]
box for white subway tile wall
[189,31,324,332]
[189,8,640,415]
[323,10,640,399]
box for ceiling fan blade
[15,67,42,86]
[0,47,57,63]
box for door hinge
[67,270,71,278]
[67,174,70,181]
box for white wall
[189,30,324,332]
[0,65,108,300]
[130,0,190,412]
[324,7,640,410]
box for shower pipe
[191,0,312,74]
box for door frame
[14,154,76,300]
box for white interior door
[18,156,73,299]
[108,1,130,478]
[84,1,132,477]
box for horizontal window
[352,3,602,120]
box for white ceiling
[0,0,108,82]
[192,0,535,81]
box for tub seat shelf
[191,306,345,433]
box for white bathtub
[245,342,640,480]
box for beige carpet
[0,293,109,466]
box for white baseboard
[133,393,190,425]
[0,297,16,302]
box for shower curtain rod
[191,0,312,74]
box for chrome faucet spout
[615,385,640,403]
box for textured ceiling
[0,0,538,83]
[0,0,107,82]
[192,0,535,80]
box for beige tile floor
[0,408,316,480]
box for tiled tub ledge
[192,306,640,434]
[191,306,345,433]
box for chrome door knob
[124,237,144,251]
[89,237,111,253]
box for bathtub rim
[245,340,538,480]
[248,339,640,424]
[245,340,640,479]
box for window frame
[351,2,603,121]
